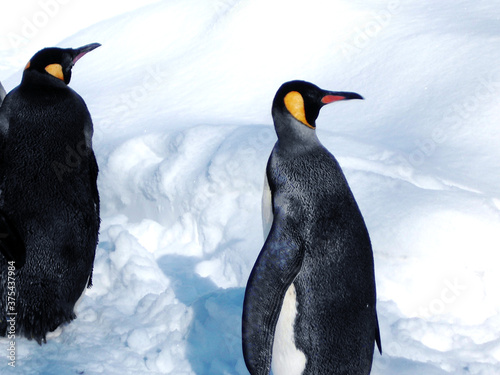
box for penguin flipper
[89,151,100,217]
[242,217,304,375]
[87,150,99,288]
[0,209,26,267]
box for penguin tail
[0,209,26,268]
[15,289,77,345]
[375,313,382,355]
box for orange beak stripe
[321,95,345,104]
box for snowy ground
[1,0,500,374]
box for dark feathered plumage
[0,43,100,344]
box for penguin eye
[44,63,65,81]
[284,91,314,129]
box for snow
[1,0,500,374]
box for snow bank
[0,0,499,374]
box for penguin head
[272,80,363,140]
[23,43,101,85]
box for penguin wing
[89,151,100,216]
[0,209,26,267]
[242,215,304,375]
[85,150,99,288]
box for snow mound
[0,0,499,373]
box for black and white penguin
[0,43,101,344]
[242,80,381,375]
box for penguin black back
[0,43,101,344]
[243,80,380,375]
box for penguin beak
[72,43,101,65]
[321,91,364,104]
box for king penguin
[242,80,381,375]
[0,43,101,344]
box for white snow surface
[1,0,500,374]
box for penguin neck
[273,111,321,151]
[21,70,68,90]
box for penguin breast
[271,283,307,375]
[261,173,273,239]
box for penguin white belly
[271,283,307,375]
[0,81,6,104]
[262,173,273,239]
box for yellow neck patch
[284,91,314,129]
[45,63,64,81]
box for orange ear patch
[24,61,31,70]
[45,63,64,81]
[284,91,314,129]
